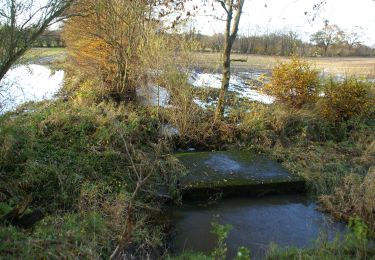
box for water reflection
[171,195,346,259]
[0,64,64,113]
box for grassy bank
[0,100,182,258]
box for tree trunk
[214,11,232,121]
[214,0,245,122]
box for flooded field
[0,64,64,113]
[2,49,374,114]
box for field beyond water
[193,52,375,78]
[23,48,375,78]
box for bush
[265,57,320,108]
[319,77,374,122]
[241,103,340,148]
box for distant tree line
[32,30,65,48]
[188,25,375,57]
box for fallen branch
[231,58,248,62]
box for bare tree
[310,23,342,56]
[214,0,245,121]
[344,28,362,52]
[0,0,73,82]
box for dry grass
[193,52,375,78]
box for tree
[214,0,245,121]
[63,0,190,102]
[310,24,342,56]
[344,28,362,52]
[0,0,73,82]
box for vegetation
[0,100,183,258]
[168,221,251,260]
[192,25,375,57]
[239,59,375,240]
[264,58,320,108]
[267,217,375,259]
[320,77,374,121]
[0,0,374,258]
[213,0,245,120]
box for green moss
[175,151,303,190]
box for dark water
[170,195,346,259]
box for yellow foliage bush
[319,77,374,121]
[265,57,320,108]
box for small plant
[210,219,232,260]
[348,216,369,242]
[235,246,251,260]
[265,57,320,108]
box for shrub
[265,57,320,108]
[319,77,374,122]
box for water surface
[0,64,64,113]
[171,195,346,259]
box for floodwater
[188,70,275,105]
[0,64,64,113]
[170,195,346,259]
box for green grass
[0,100,182,258]
[19,47,66,65]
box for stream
[170,195,346,259]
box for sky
[189,0,375,46]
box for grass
[19,47,66,65]
[0,100,183,258]
[192,52,375,78]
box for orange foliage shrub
[62,0,166,101]
[63,0,192,102]
[265,58,320,108]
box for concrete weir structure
[175,151,305,199]
[171,151,346,259]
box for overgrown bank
[0,100,183,258]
